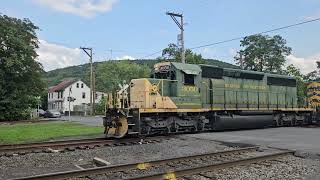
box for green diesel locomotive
[104,62,313,138]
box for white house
[48,79,105,113]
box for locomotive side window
[154,64,171,79]
[184,74,195,85]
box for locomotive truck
[103,61,314,138]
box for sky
[1,0,320,73]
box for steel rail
[0,138,109,152]
[13,147,257,180]
[130,151,294,180]
[0,138,106,149]
[0,136,165,154]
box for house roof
[48,78,78,93]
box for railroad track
[14,146,294,180]
[0,136,168,156]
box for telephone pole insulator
[166,11,185,63]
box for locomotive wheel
[106,116,128,138]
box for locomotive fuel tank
[213,114,274,131]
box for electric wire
[140,17,320,59]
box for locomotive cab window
[184,73,195,85]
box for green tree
[162,43,179,60]
[235,34,292,72]
[95,96,106,115]
[0,15,45,120]
[285,64,307,106]
[304,70,318,82]
[94,61,150,92]
[302,61,320,82]
[161,43,204,64]
[286,64,304,78]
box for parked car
[44,110,61,118]
[38,109,46,117]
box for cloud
[33,0,117,18]
[115,55,135,60]
[286,53,320,74]
[36,39,85,71]
[200,47,217,58]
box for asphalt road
[187,127,320,157]
[52,116,320,157]
[55,115,103,126]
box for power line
[139,50,163,59]
[190,17,320,50]
[139,17,320,59]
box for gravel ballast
[1,135,319,179]
[193,155,320,180]
[0,136,233,179]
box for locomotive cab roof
[153,61,296,85]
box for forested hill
[46,59,238,92]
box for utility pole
[239,52,243,70]
[68,87,71,121]
[166,11,185,63]
[80,47,95,116]
[108,49,113,60]
[92,68,96,116]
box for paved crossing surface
[187,127,320,157]
[51,115,103,126]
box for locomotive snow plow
[104,115,128,138]
[103,82,130,138]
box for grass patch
[0,122,103,144]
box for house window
[48,93,50,99]
[82,92,86,99]
[184,74,195,85]
[81,83,84,88]
[76,83,79,88]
